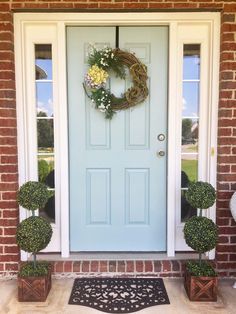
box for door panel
[67,26,168,251]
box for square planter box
[184,270,217,302]
[18,265,52,302]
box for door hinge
[211,147,214,157]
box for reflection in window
[35,44,55,223]
[41,195,55,223]
[35,44,52,80]
[37,118,54,151]
[181,44,200,222]
[38,158,54,188]
[181,189,197,222]
[182,118,198,152]
[182,82,199,117]
[181,154,198,185]
[183,44,200,80]
[36,83,53,117]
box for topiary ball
[184,216,218,253]
[16,216,52,253]
[17,181,51,211]
[185,181,216,209]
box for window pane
[35,44,52,80]
[37,119,54,152]
[35,44,55,225]
[36,82,53,117]
[39,194,55,223]
[182,82,199,117]
[38,157,55,188]
[183,44,200,80]
[181,190,197,222]
[182,118,198,152]
[181,154,198,186]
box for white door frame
[14,12,220,259]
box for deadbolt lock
[158,150,165,157]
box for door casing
[14,12,220,259]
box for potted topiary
[16,181,53,302]
[183,181,218,302]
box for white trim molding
[14,12,220,259]
[174,20,220,254]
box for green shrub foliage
[19,262,50,277]
[186,261,217,277]
[17,181,51,211]
[184,216,218,253]
[185,181,216,209]
[16,216,52,253]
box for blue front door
[67,26,168,251]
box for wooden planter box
[184,270,217,302]
[18,265,52,302]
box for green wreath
[84,46,149,119]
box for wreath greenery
[84,46,149,119]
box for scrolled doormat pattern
[68,277,170,313]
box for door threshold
[37,252,198,261]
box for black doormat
[68,277,170,313]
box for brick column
[217,6,236,277]
[0,3,19,275]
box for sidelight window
[181,44,200,222]
[35,44,55,223]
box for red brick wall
[0,3,19,275]
[217,4,236,277]
[0,1,236,277]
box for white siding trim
[57,22,70,258]
[174,20,220,257]
[14,12,220,24]
[167,22,178,257]
[14,21,62,255]
[14,18,28,261]
[208,16,220,260]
